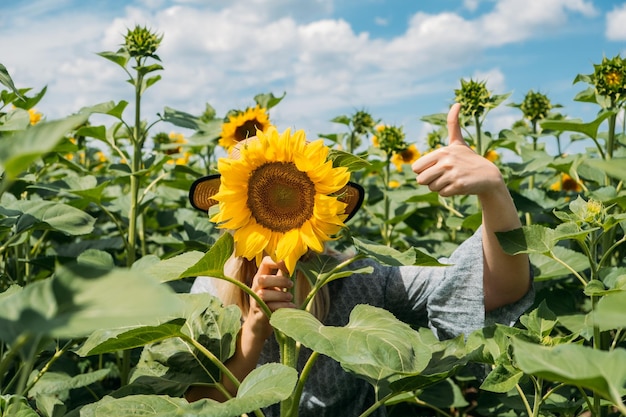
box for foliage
[2,27,626,417]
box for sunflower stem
[278,330,298,417]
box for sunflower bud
[454,78,491,118]
[351,110,375,135]
[520,90,552,123]
[375,125,407,155]
[591,55,626,104]
[124,25,163,59]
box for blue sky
[2,0,626,153]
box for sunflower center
[247,162,315,232]
[235,119,261,142]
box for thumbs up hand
[412,103,502,198]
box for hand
[245,256,295,341]
[412,103,503,198]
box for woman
[186,103,533,416]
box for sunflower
[210,127,351,274]
[219,105,272,151]
[549,173,583,193]
[391,144,420,171]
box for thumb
[447,103,468,147]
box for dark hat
[189,174,364,222]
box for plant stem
[287,351,320,416]
[515,383,534,417]
[474,113,483,156]
[383,154,392,246]
[23,339,75,394]
[278,330,298,417]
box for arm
[186,256,294,402]
[412,103,530,312]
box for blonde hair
[217,253,331,322]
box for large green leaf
[540,111,613,141]
[129,294,241,389]
[512,339,626,411]
[0,263,185,342]
[136,251,205,283]
[8,200,96,236]
[529,246,590,281]
[0,113,90,180]
[76,319,187,356]
[272,305,466,395]
[79,364,296,417]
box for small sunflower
[219,105,272,151]
[391,144,420,171]
[211,127,351,273]
[28,108,42,125]
[550,173,583,193]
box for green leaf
[272,305,465,395]
[0,395,39,417]
[0,113,90,180]
[179,233,233,279]
[254,91,286,110]
[141,251,205,283]
[0,63,25,99]
[529,246,590,281]
[512,339,626,410]
[496,225,554,255]
[594,291,626,331]
[519,300,557,339]
[353,237,445,266]
[74,125,107,141]
[160,106,203,130]
[80,364,296,417]
[11,200,96,235]
[78,319,186,356]
[583,158,626,183]
[480,363,524,393]
[328,149,371,171]
[539,111,613,141]
[29,369,111,398]
[130,293,241,388]
[97,50,129,69]
[0,263,185,342]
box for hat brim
[189,174,365,222]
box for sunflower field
[2,25,626,417]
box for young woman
[185,104,533,416]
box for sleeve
[189,276,219,296]
[386,227,534,340]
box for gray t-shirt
[190,228,534,417]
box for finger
[266,301,297,312]
[257,288,293,303]
[257,256,283,275]
[447,103,468,147]
[256,274,293,290]
[411,150,437,174]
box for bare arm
[186,257,294,402]
[412,103,530,312]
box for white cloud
[606,3,626,40]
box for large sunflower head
[209,127,355,274]
[219,105,272,151]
